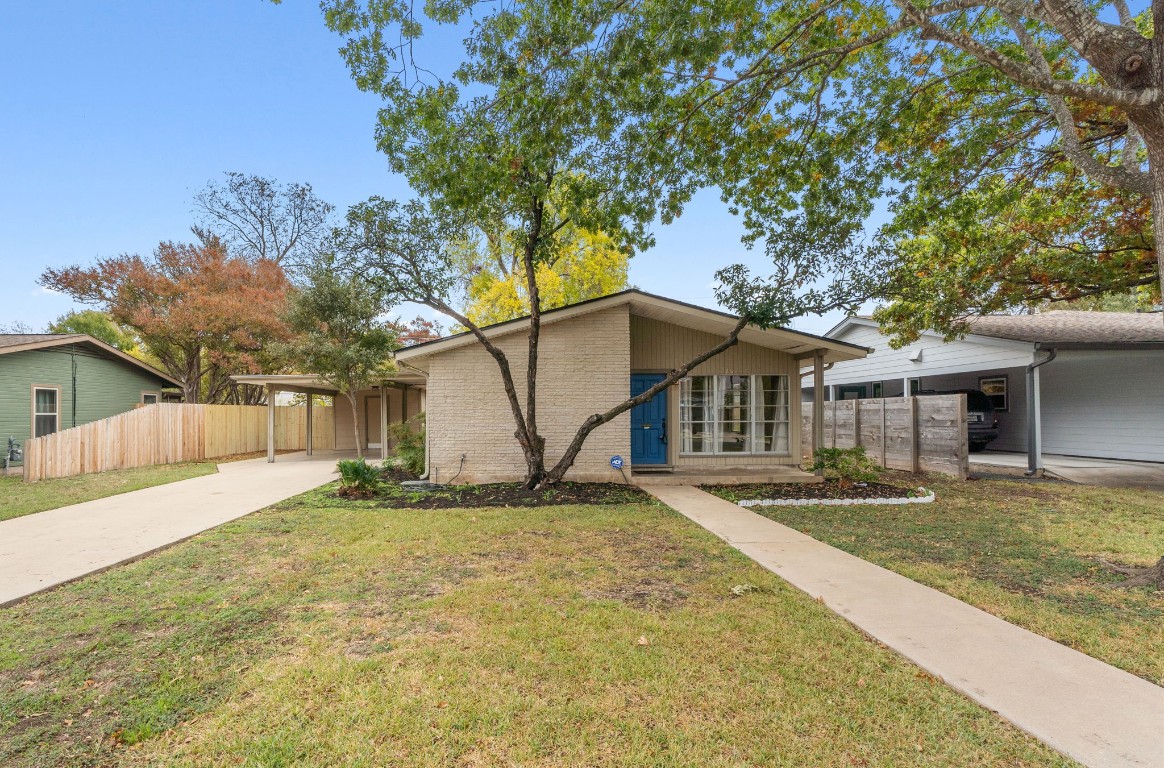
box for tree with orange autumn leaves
[41,238,292,404]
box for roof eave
[0,335,181,387]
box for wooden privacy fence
[802,395,968,479]
[23,403,334,482]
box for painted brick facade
[424,305,631,483]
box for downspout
[71,345,78,428]
[1025,347,1057,476]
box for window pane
[754,375,789,453]
[34,414,57,438]
[718,375,750,422]
[680,376,715,453]
[719,420,749,452]
[681,422,714,454]
[34,389,57,414]
[754,420,790,453]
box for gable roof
[0,334,181,386]
[964,311,1164,345]
[0,334,78,349]
[395,289,871,364]
[828,312,1164,350]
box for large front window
[680,375,789,455]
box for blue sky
[1,0,852,336]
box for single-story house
[809,311,1164,468]
[392,290,867,484]
[236,291,869,483]
[0,334,180,449]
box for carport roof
[965,311,1164,346]
[394,289,871,364]
[231,372,427,395]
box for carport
[230,373,427,463]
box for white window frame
[31,385,61,438]
[141,391,160,405]
[679,374,791,457]
[978,375,1008,412]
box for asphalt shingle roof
[965,311,1164,344]
[0,334,81,349]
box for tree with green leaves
[280,256,398,458]
[48,310,139,353]
[458,224,630,326]
[579,0,1162,342]
[324,0,882,488]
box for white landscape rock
[737,488,935,508]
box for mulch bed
[702,480,922,502]
[371,481,651,509]
[380,466,421,483]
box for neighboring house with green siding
[0,334,180,450]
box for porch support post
[812,350,825,472]
[266,385,276,464]
[380,381,389,463]
[305,391,314,457]
[1026,348,1057,476]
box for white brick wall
[424,305,632,483]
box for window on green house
[33,387,59,437]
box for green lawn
[0,484,1071,767]
[710,472,1164,687]
[0,462,218,522]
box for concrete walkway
[647,485,1164,768]
[971,451,1164,491]
[0,452,340,606]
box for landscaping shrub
[809,446,882,488]
[388,412,426,477]
[337,457,381,497]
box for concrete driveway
[971,451,1164,491]
[0,451,341,606]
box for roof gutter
[1025,347,1057,477]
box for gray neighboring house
[807,312,1164,467]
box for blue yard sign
[610,455,624,470]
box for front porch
[630,466,821,486]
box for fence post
[879,398,887,468]
[852,400,861,451]
[831,401,837,448]
[909,395,920,473]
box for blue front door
[630,374,668,465]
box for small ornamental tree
[281,256,397,458]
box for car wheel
[968,442,987,453]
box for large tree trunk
[519,197,548,489]
[347,391,364,459]
[1136,115,1164,310]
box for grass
[0,482,1073,767]
[0,462,218,522]
[709,472,1164,686]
